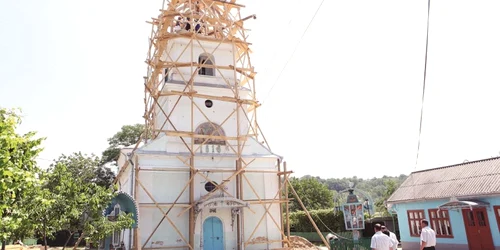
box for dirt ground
[10,237,323,250]
[287,235,321,250]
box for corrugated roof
[388,156,500,203]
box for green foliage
[309,174,407,214]
[289,209,345,232]
[49,154,133,247]
[0,110,134,247]
[0,108,45,242]
[68,182,134,248]
[85,213,134,245]
[29,163,89,249]
[53,152,114,188]
[374,179,398,216]
[288,177,335,212]
[101,124,144,165]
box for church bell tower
[113,1,306,250]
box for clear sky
[1,0,499,179]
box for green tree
[53,152,113,187]
[31,163,87,250]
[49,153,133,249]
[375,179,398,216]
[71,183,134,250]
[288,177,335,212]
[101,124,144,165]
[0,108,44,249]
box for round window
[205,181,217,192]
[205,100,213,108]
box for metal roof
[387,156,500,203]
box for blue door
[203,217,223,250]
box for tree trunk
[73,232,85,250]
[43,222,48,250]
[2,240,6,250]
[62,231,74,250]
[43,231,48,250]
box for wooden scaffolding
[114,0,329,249]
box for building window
[407,209,425,237]
[111,204,121,246]
[428,209,453,238]
[194,122,226,145]
[205,181,217,192]
[205,99,213,108]
[198,53,215,76]
[164,68,169,83]
[494,206,500,232]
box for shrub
[289,209,346,232]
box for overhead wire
[261,0,326,105]
[415,0,431,168]
[412,0,432,202]
[256,0,299,90]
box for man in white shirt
[420,219,437,250]
[381,225,399,247]
[371,223,393,250]
[382,231,398,250]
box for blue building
[387,157,500,250]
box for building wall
[154,84,251,139]
[486,196,500,247]
[131,153,280,250]
[153,37,252,137]
[161,37,237,82]
[117,36,282,250]
[392,196,500,250]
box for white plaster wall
[133,153,281,249]
[193,171,237,201]
[136,171,190,204]
[136,155,277,202]
[133,36,283,248]
[243,203,282,250]
[138,154,190,167]
[241,157,277,170]
[137,155,276,171]
[154,90,250,138]
[161,38,236,81]
[119,165,132,195]
[138,132,276,157]
[242,172,280,201]
[139,207,189,249]
[265,203,283,249]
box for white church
[104,1,289,250]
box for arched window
[194,122,226,145]
[198,53,215,76]
[111,204,121,246]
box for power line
[257,0,299,87]
[415,0,431,168]
[412,0,431,202]
[261,0,326,105]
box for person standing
[382,231,398,250]
[370,223,392,250]
[381,225,399,247]
[420,219,437,250]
